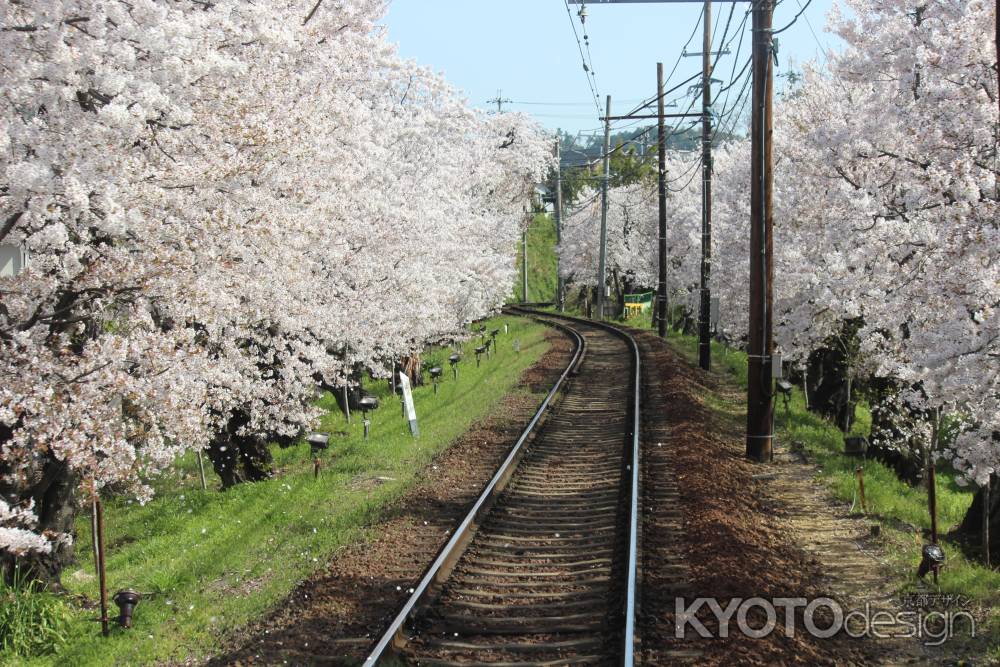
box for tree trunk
[400,354,423,386]
[612,271,625,319]
[954,473,999,564]
[1,423,78,586]
[805,346,853,428]
[866,377,926,485]
[804,320,863,430]
[205,414,274,489]
[681,307,697,336]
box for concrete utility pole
[488,89,512,114]
[656,63,669,338]
[746,0,776,462]
[698,0,713,371]
[555,131,565,311]
[682,0,718,369]
[597,94,612,320]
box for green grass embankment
[5,315,550,666]
[662,328,999,657]
[513,212,558,304]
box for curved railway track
[363,311,641,666]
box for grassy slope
[661,328,999,656]
[8,315,550,667]
[512,212,558,304]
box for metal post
[930,410,940,544]
[844,369,853,433]
[555,132,565,311]
[802,370,809,410]
[196,450,207,491]
[94,496,110,637]
[698,0,714,371]
[597,95,612,320]
[521,225,529,304]
[656,63,668,339]
[855,466,868,514]
[746,0,775,462]
[343,386,351,424]
[984,477,991,568]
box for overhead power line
[562,0,603,116]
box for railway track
[363,311,641,666]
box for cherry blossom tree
[0,0,551,579]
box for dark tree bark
[205,413,275,489]
[865,377,926,485]
[805,347,853,429]
[1,424,78,586]
[804,320,863,432]
[953,473,999,564]
[681,308,697,336]
[400,355,423,386]
[611,271,625,319]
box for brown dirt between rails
[630,327,930,667]
[208,321,939,667]
[206,330,573,667]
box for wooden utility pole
[555,132,565,311]
[597,94,612,320]
[746,0,775,462]
[656,63,669,338]
[698,0,713,371]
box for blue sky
[382,0,840,137]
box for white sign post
[398,372,419,437]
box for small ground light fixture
[490,329,500,352]
[449,353,461,379]
[113,590,141,628]
[475,345,488,367]
[917,543,945,579]
[776,379,793,412]
[307,432,330,477]
[429,366,443,394]
[307,432,330,454]
[359,396,379,439]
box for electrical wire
[795,0,832,62]
[667,159,702,193]
[562,0,602,116]
[611,71,701,128]
[508,99,646,107]
[709,5,754,142]
[620,5,706,120]
[528,113,613,119]
[713,72,753,140]
[773,0,815,34]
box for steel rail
[513,306,642,666]
[362,318,585,666]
